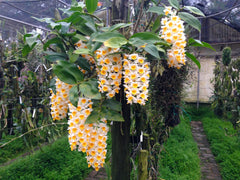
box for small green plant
[222,47,231,66]
[212,47,240,125]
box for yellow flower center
[111,74,117,80]
[80,114,85,119]
[102,50,107,55]
[101,79,106,85]
[131,74,137,79]
[141,77,146,82]
[140,93,146,99]
[138,58,144,64]
[72,128,77,133]
[85,109,91,115]
[124,78,130,83]
[81,99,87,104]
[130,55,137,60]
[74,118,80,124]
[138,68,144,74]
[101,70,107,75]
[109,93,114,98]
[166,32,172,37]
[168,22,173,27]
[113,66,119,72]
[97,54,101,59]
[132,89,137,95]
[172,28,177,33]
[79,125,85,131]
[102,66,108,71]
[72,111,77,116]
[137,99,142,104]
[114,81,120,86]
[132,83,138,88]
[103,86,108,92]
[78,132,83,137]
[125,69,130,75]
[113,56,118,62]
[131,65,137,70]
[104,58,110,64]
[91,151,96,156]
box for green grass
[0,136,91,180]
[0,135,26,164]
[188,105,240,180]
[0,125,68,164]
[185,104,216,121]
[201,117,240,180]
[158,115,201,180]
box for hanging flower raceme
[160,6,187,69]
[75,40,95,73]
[123,54,150,105]
[50,78,72,120]
[68,97,108,171]
[85,118,108,171]
[95,46,122,98]
[68,97,93,152]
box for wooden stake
[138,150,148,180]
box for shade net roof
[0,0,71,36]
[0,0,240,40]
[182,0,240,32]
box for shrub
[222,47,231,66]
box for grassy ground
[158,115,201,180]
[0,135,26,164]
[0,136,91,180]
[0,124,68,164]
[187,105,240,180]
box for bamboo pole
[138,150,148,180]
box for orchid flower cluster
[95,46,122,98]
[123,54,150,105]
[75,40,95,73]
[68,98,108,171]
[50,79,72,120]
[50,80,108,171]
[160,6,187,69]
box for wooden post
[138,150,148,180]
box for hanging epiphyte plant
[21,0,213,174]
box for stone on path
[191,121,222,180]
[85,168,107,180]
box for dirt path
[84,168,107,180]
[191,121,222,180]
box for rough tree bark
[111,0,131,179]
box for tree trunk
[112,87,131,180]
[111,1,130,179]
